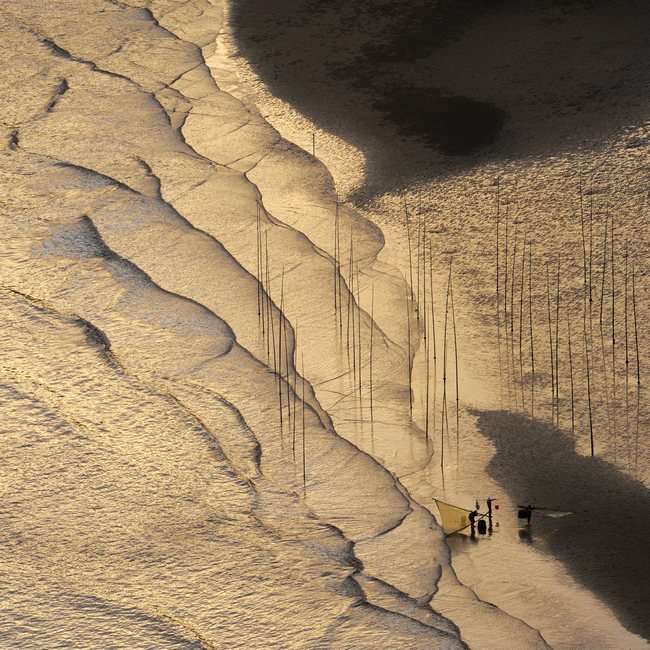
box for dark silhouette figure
[517,504,535,525]
[486,496,493,534]
[469,508,478,536]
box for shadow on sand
[231,0,650,196]
[474,409,650,640]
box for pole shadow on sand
[473,409,650,640]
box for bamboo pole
[265,232,272,361]
[632,262,640,385]
[256,201,262,328]
[580,175,587,294]
[450,268,460,459]
[580,175,588,408]
[510,223,518,407]
[260,217,268,342]
[510,223,518,338]
[587,186,595,438]
[624,243,630,466]
[504,204,512,403]
[567,312,575,435]
[292,324,298,462]
[496,180,503,407]
[634,374,641,470]
[405,282,412,417]
[584,300,595,456]
[423,233,428,348]
[336,199,343,334]
[589,181,594,307]
[347,231,354,364]
[267,243,277,381]
[546,262,555,421]
[598,211,611,439]
[416,215,422,321]
[611,214,617,460]
[599,210,608,326]
[301,352,306,491]
[356,264,362,400]
[504,204,509,321]
[529,244,535,417]
[369,286,374,421]
[404,196,414,306]
[441,260,452,468]
[422,240,431,440]
[259,217,267,341]
[555,259,561,427]
[283,296,291,430]
[496,177,500,297]
[580,179,594,452]
[351,256,357,395]
[270,323,279,431]
[334,198,338,317]
[519,233,526,410]
[279,268,285,382]
[429,238,437,437]
[579,190,595,456]
[424,239,430,439]
[278,269,285,430]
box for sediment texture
[0,2,549,647]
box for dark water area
[475,410,650,640]
[230,0,650,196]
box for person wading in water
[518,504,535,526]
[469,509,478,536]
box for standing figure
[518,504,535,526]
[469,508,478,536]
[487,496,493,533]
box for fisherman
[469,508,478,535]
[486,496,493,533]
[518,504,535,526]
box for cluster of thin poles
[331,200,376,416]
[255,201,307,490]
[332,192,462,471]
[494,178,642,468]
[402,198,461,469]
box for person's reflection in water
[518,528,533,543]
